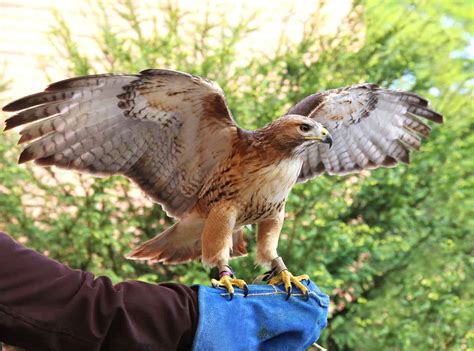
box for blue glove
[193,280,329,351]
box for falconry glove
[193,280,329,351]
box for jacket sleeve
[0,232,198,351]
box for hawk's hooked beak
[304,127,333,149]
[322,134,333,149]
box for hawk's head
[258,115,333,157]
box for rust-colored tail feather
[126,218,248,265]
[126,223,200,265]
[126,217,205,265]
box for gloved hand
[193,280,329,351]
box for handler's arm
[0,232,198,351]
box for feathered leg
[202,202,248,299]
[257,209,309,300]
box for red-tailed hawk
[3,69,442,299]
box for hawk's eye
[299,124,311,132]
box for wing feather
[3,69,238,218]
[287,84,442,181]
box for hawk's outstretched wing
[3,69,238,218]
[286,84,443,182]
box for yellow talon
[211,275,249,300]
[268,270,309,300]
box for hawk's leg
[257,212,309,300]
[202,203,248,300]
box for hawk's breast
[237,158,303,225]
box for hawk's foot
[267,257,309,300]
[211,265,248,300]
[268,270,309,300]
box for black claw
[229,292,234,301]
[243,284,249,297]
[303,291,309,301]
[285,286,292,300]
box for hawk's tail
[126,216,248,265]
[126,216,205,264]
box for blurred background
[0,0,472,350]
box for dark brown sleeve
[0,232,198,351]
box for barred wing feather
[3,69,238,218]
[286,84,443,182]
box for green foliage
[0,1,472,349]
